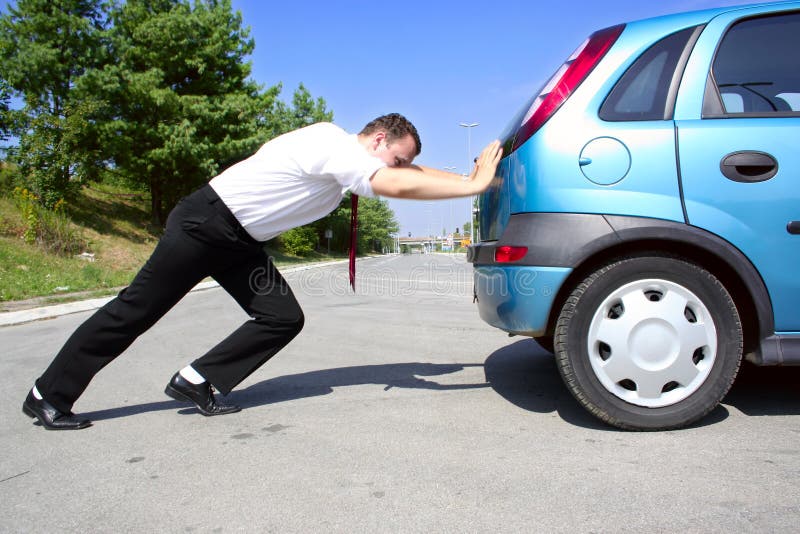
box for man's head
[359,113,421,168]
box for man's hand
[466,140,503,194]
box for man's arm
[409,165,467,181]
[370,141,502,200]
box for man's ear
[371,131,386,150]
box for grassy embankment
[0,183,344,310]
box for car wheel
[554,254,742,430]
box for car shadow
[482,338,731,431]
[722,362,800,416]
[484,338,800,429]
[482,338,617,430]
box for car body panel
[672,4,800,332]
[504,119,684,224]
[678,118,800,331]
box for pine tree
[0,0,106,207]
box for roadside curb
[0,258,354,327]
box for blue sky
[231,0,759,237]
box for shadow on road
[81,399,187,421]
[81,343,799,426]
[483,338,800,429]
[81,362,490,421]
[482,338,614,430]
[234,362,490,408]
[723,362,800,417]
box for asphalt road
[2,254,799,533]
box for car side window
[600,27,699,121]
[708,12,800,116]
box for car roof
[623,1,799,29]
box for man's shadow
[81,362,490,421]
[233,362,489,408]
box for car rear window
[600,26,700,121]
[708,12,800,115]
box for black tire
[554,254,742,431]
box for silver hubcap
[587,279,717,408]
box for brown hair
[359,113,421,156]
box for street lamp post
[443,165,456,247]
[444,165,456,253]
[459,122,479,245]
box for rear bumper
[472,265,571,336]
[468,212,610,336]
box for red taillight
[495,246,528,263]
[512,24,625,152]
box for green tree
[0,78,11,145]
[81,0,278,224]
[357,196,399,253]
[84,1,335,224]
[275,83,333,134]
[310,193,399,255]
[310,199,350,252]
[0,0,107,207]
[279,226,318,256]
[0,77,14,166]
[1,0,335,225]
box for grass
[0,184,158,306]
[0,182,350,310]
[265,247,349,266]
[0,237,139,302]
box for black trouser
[36,185,305,414]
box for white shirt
[209,122,384,242]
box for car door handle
[788,221,800,235]
[720,151,778,182]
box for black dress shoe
[164,373,241,416]
[22,390,92,430]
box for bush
[12,187,38,244]
[38,203,89,256]
[12,187,87,255]
[279,226,318,256]
[0,161,19,196]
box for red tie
[349,194,358,291]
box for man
[22,113,503,430]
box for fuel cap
[579,137,631,185]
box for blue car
[468,1,800,430]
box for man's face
[370,132,417,168]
